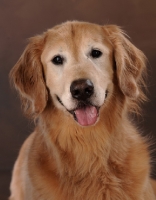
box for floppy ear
[104,25,146,99]
[10,35,48,117]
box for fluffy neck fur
[37,96,148,199]
[40,94,125,174]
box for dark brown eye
[90,49,102,58]
[52,55,64,65]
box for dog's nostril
[85,87,93,96]
[73,89,80,97]
[70,79,94,101]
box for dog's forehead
[41,22,111,63]
[45,22,106,48]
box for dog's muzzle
[57,79,108,127]
[69,79,99,126]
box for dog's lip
[69,104,100,114]
[56,89,108,110]
[56,95,99,113]
[56,96,64,106]
[56,95,100,125]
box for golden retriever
[9,21,156,200]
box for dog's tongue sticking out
[74,106,98,126]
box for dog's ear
[104,25,146,99]
[10,35,48,117]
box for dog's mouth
[56,96,99,126]
[70,104,99,126]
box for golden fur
[9,21,156,200]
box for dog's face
[41,23,114,126]
[10,21,146,126]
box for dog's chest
[57,160,134,200]
[58,171,133,200]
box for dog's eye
[52,55,64,65]
[90,49,102,58]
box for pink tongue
[74,106,98,126]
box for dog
[9,21,156,200]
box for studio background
[0,0,156,199]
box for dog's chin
[56,96,100,127]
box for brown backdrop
[0,0,156,199]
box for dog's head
[10,21,146,126]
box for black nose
[70,79,94,101]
